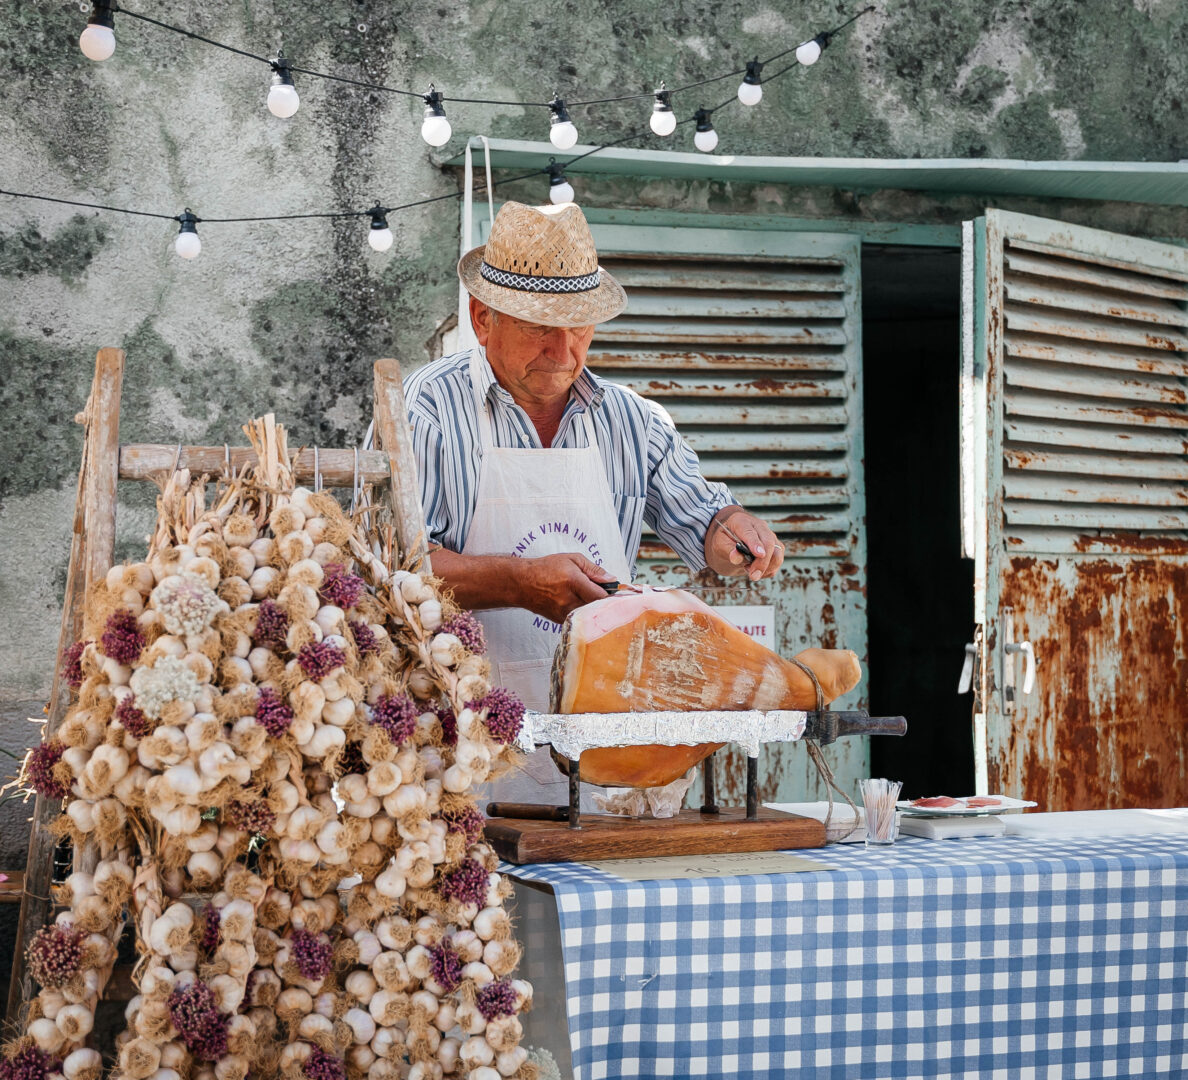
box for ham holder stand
[484,709,907,863]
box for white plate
[896,795,1037,817]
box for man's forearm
[430,548,526,610]
[431,548,616,623]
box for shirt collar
[472,346,607,410]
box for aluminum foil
[517,709,809,759]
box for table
[507,833,1188,1079]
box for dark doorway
[862,245,975,798]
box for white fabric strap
[458,137,496,354]
[480,134,494,225]
[459,143,476,352]
[468,348,496,454]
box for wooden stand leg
[6,349,124,1027]
[701,750,719,815]
[568,758,581,830]
[746,756,759,821]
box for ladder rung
[118,445,393,485]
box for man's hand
[513,552,617,623]
[704,506,785,582]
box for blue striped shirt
[404,349,735,578]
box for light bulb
[174,210,200,259]
[367,206,393,252]
[737,80,762,106]
[550,121,578,150]
[738,58,763,105]
[421,114,452,147]
[267,83,300,118]
[368,227,394,252]
[650,84,676,137]
[267,55,300,118]
[548,96,578,150]
[175,232,201,259]
[692,107,717,153]
[650,109,677,137]
[547,161,575,205]
[79,23,115,61]
[796,37,823,66]
[421,86,451,147]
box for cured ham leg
[548,587,862,789]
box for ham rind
[548,587,863,789]
[912,796,961,808]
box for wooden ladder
[5,348,430,1024]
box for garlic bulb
[62,1049,102,1080]
[344,1008,376,1044]
[418,599,442,632]
[29,1018,67,1054]
[461,1037,495,1069]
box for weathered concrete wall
[1,0,1186,869]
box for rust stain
[998,556,1188,811]
[1073,532,1188,556]
[818,603,838,650]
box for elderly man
[405,201,783,799]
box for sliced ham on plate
[964,796,1002,808]
[912,796,961,808]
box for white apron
[463,351,631,806]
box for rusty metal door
[962,209,1188,809]
[586,224,868,805]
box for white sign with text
[710,605,776,645]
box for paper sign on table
[582,850,834,881]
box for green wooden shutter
[996,230,1188,551]
[586,221,869,804]
[965,208,1188,809]
[590,245,859,560]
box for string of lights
[4,6,874,258]
[77,1,873,146]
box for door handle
[1004,642,1036,695]
[957,643,977,694]
[1001,609,1034,714]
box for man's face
[471,298,596,408]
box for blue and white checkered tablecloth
[506,834,1188,1080]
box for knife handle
[486,803,570,822]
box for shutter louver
[588,253,860,561]
[1000,237,1188,552]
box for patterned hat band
[480,260,602,294]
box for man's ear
[470,296,493,346]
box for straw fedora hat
[458,201,627,328]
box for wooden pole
[118,444,391,485]
[6,349,125,1026]
[373,359,431,574]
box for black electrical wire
[115,4,274,65]
[106,1,874,114]
[1,7,871,233]
[0,188,180,220]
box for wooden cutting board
[485,807,825,864]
